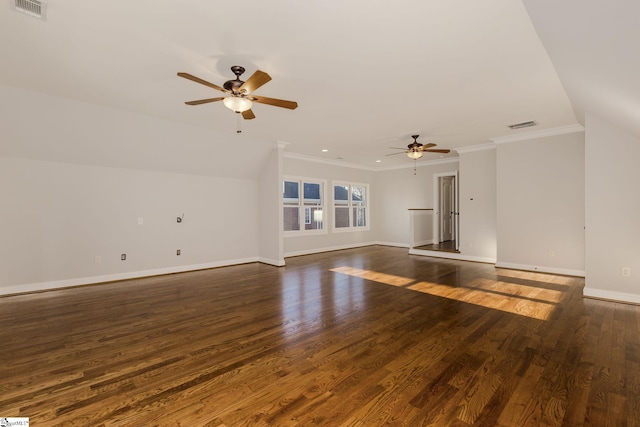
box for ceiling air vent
[507,120,537,130]
[11,0,47,20]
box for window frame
[283,176,327,236]
[332,181,370,232]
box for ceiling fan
[177,66,298,120]
[388,135,450,159]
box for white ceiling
[2,0,635,169]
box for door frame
[432,171,459,250]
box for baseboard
[412,239,434,247]
[258,257,286,267]
[0,257,260,296]
[284,241,377,258]
[583,288,640,305]
[409,248,496,264]
[494,262,585,277]
[375,241,411,248]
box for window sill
[284,229,328,237]
[331,226,370,233]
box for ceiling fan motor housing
[224,66,246,92]
[223,79,244,92]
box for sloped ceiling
[1,0,584,170]
[523,0,640,140]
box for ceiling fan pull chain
[236,113,242,133]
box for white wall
[410,210,434,247]
[0,86,274,179]
[496,131,585,276]
[258,144,285,266]
[0,86,277,295]
[458,146,497,261]
[585,113,640,302]
[374,160,459,247]
[8,88,625,300]
[283,156,376,256]
[0,157,260,295]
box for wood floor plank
[1,246,637,426]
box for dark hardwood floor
[0,246,638,426]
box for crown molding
[283,152,459,172]
[283,152,377,171]
[454,142,496,153]
[376,156,459,171]
[491,124,585,145]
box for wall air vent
[507,120,538,130]
[11,0,47,20]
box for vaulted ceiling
[1,1,636,169]
[522,0,640,142]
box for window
[333,182,369,231]
[283,178,325,233]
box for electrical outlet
[177,249,181,256]
[121,254,126,261]
[137,217,144,225]
[622,267,631,277]
[549,250,555,257]
[94,256,102,264]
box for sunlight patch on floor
[408,280,556,320]
[468,278,565,304]
[331,267,560,321]
[495,268,575,286]
[330,266,415,287]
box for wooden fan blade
[177,72,228,93]
[423,149,451,153]
[239,70,272,94]
[389,147,409,150]
[242,109,256,120]
[184,97,225,105]
[386,152,407,156]
[251,95,298,110]
[420,143,437,149]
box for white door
[432,171,459,247]
[440,176,454,242]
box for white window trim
[332,180,370,233]
[283,176,328,237]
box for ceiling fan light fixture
[223,96,253,113]
[407,149,423,160]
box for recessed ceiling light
[321,149,328,152]
[376,160,382,163]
